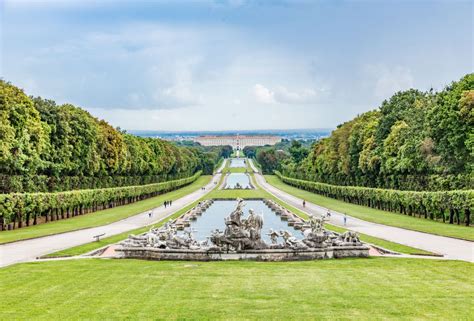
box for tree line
[249,74,473,192]
[0,80,229,193]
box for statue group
[121,198,362,253]
[210,198,266,250]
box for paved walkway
[0,162,226,268]
[248,159,473,262]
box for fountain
[223,173,254,189]
[117,198,369,261]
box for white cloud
[253,84,324,105]
[365,64,414,100]
[253,84,275,104]
[274,86,320,104]
[153,85,201,109]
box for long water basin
[225,173,251,189]
[181,200,304,243]
[229,158,246,168]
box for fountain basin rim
[116,245,369,261]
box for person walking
[326,209,331,218]
[164,201,167,208]
[343,214,347,226]
[148,211,152,218]
[302,200,306,208]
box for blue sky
[1,0,472,131]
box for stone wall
[116,245,369,262]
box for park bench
[93,233,106,242]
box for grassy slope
[0,176,212,244]
[265,175,474,241]
[1,258,472,320]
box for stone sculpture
[120,199,363,254]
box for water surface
[229,158,246,168]
[225,173,251,189]
[182,200,304,242]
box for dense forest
[0,80,229,193]
[252,74,473,192]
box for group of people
[146,200,173,218]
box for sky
[1,0,472,131]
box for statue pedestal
[116,245,369,262]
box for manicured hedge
[274,171,473,226]
[0,172,194,194]
[0,171,202,231]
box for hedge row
[274,171,473,226]
[0,171,202,231]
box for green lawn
[225,167,251,173]
[1,258,472,320]
[208,186,268,199]
[265,175,474,241]
[0,176,212,244]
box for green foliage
[288,140,309,164]
[256,148,289,174]
[284,74,474,191]
[0,171,202,231]
[242,146,258,158]
[0,81,48,175]
[275,171,473,227]
[0,81,220,192]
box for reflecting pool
[181,200,304,242]
[225,173,252,189]
[229,158,246,168]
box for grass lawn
[265,175,474,241]
[225,166,251,173]
[208,186,268,199]
[1,258,472,320]
[0,176,212,244]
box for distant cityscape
[128,129,332,143]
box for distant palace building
[193,135,281,150]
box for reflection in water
[229,158,246,168]
[226,173,251,189]
[181,200,304,242]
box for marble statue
[120,198,363,254]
